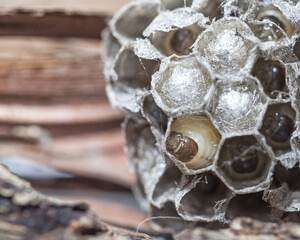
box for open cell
[251,58,287,98]
[165,115,221,170]
[216,135,272,192]
[178,172,230,221]
[113,1,159,40]
[260,103,296,156]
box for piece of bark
[0,164,152,240]
[0,159,148,231]
[175,217,300,240]
[0,0,130,38]
[38,187,149,232]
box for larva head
[166,131,199,163]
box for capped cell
[207,78,267,134]
[152,56,213,114]
[197,18,257,75]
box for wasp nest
[103,0,300,231]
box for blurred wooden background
[0,0,153,233]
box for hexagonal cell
[144,8,207,57]
[165,115,221,170]
[110,46,160,112]
[250,22,286,43]
[161,0,193,10]
[207,79,267,134]
[251,58,287,99]
[150,202,188,233]
[226,192,272,221]
[252,7,294,41]
[224,1,296,41]
[115,47,159,89]
[259,103,296,156]
[111,0,159,41]
[177,172,231,221]
[196,18,257,75]
[152,25,203,56]
[142,95,168,133]
[216,135,272,192]
[152,56,213,114]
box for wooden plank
[0,128,135,187]
[0,36,133,186]
[0,103,123,125]
[0,0,131,38]
[0,37,124,124]
[0,13,106,39]
[0,37,105,100]
[0,0,131,15]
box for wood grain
[0,36,134,187]
[0,0,131,38]
[0,0,131,15]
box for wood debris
[0,164,151,240]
